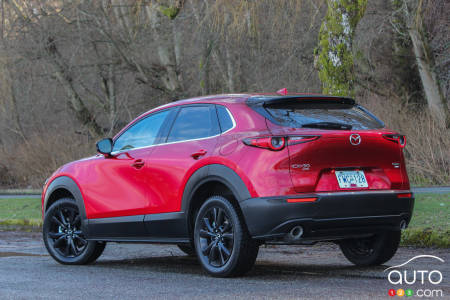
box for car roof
[115,93,357,140]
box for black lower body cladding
[240,190,414,242]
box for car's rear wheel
[43,198,105,265]
[194,195,259,277]
[339,230,401,266]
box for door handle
[131,159,145,169]
[191,149,207,160]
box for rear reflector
[287,197,318,203]
[397,193,412,198]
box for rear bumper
[240,190,414,242]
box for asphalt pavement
[0,231,448,299]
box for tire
[339,230,401,266]
[43,198,106,265]
[177,244,195,256]
[194,195,259,277]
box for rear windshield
[265,102,383,130]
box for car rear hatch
[247,96,408,193]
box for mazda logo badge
[349,134,361,146]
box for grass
[400,193,449,247]
[0,197,42,228]
[0,193,449,247]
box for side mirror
[96,138,113,156]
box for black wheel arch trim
[43,176,88,234]
[180,164,252,240]
[181,164,252,212]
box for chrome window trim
[110,104,236,155]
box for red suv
[42,94,414,277]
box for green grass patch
[0,193,449,247]
[0,197,42,219]
[401,193,450,247]
[0,197,42,228]
[407,193,449,230]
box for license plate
[335,170,368,188]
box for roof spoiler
[246,95,356,107]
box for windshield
[265,102,383,130]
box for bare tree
[392,0,449,126]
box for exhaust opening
[400,220,407,230]
[289,225,304,240]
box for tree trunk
[199,40,211,95]
[409,29,447,125]
[53,70,103,137]
[404,0,449,126]
[316,0,367,96]
[146,3,184,99]
[0,55,26,141]
[224,12,235,92]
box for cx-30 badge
[349,134,361,146]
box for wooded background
[0,0,448,188]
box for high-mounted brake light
[243,136,286,151]
[288,135,321,146]
[276,88,288,95]
[383,134,406,148]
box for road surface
[0,231,448,299]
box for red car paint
[42,94,410,220]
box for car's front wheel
[194,195,259,277]
[43,198,105,265]
[339,230,401,266]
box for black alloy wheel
[43,198,105,265]
[339,230,401,266]
[194,195,259,277]
[47,203,86,257]
[197,206,234,267]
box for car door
[145,104,220,215]
[82,109,172,225]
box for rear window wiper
[301,122,352,130]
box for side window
[167,106,218,143]
[216,105,234,132]
[113,110,169,152]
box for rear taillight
[243,135,320,151]
[243,136,286,151]
[383,134,406,148]
[287,135,321,146]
